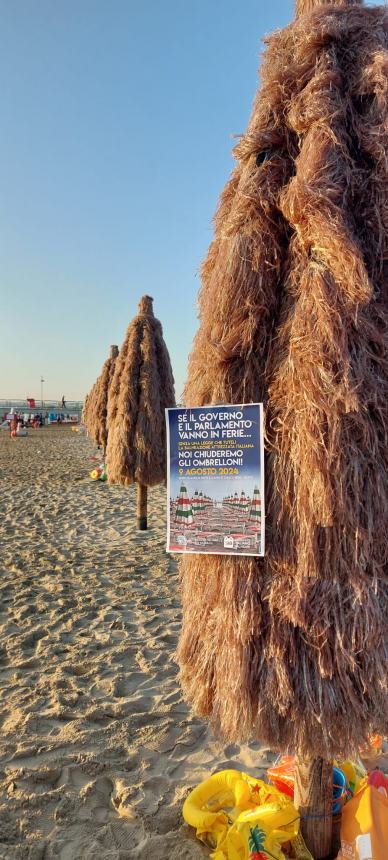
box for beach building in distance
[0,398,84,423]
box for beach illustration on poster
[165,403,264,556]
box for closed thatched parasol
[175,484,194,527]
[81,392,89,426]
[82,379,100,441]
[89,345,119,452]
[106,295,175,529]
[177,0,388,854]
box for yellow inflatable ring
[183,769,301,860]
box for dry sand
[0,425,271,860]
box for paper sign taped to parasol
[166,404,264,556]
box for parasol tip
[295,0,361,15]
[138,295,154,316]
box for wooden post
[137,483,148,530]
[294,756,333,859]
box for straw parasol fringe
[177,1,388,758]
[83,378,101,441]
[81,392,89,426]
[296,0,360,13]
[90,345,119,451]
[106,296,175,487]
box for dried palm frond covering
[177,0,388,759]
[82,378,101,441]
[81,392,89,426]
[89,345,119,451]
[106,296,176,486]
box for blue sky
[2,0,299,401]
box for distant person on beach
[61,396,66,408]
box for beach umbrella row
[175,488,214,519]
[191,490,207,513]
[175,487,260,522]
[223,493,238,507]
[223,491,254,512]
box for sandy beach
[0,425,270,860]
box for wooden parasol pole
[294,756,333,859]
[136,483,148,530]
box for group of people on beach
[3,411,47,431]
[2,396,68,437]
